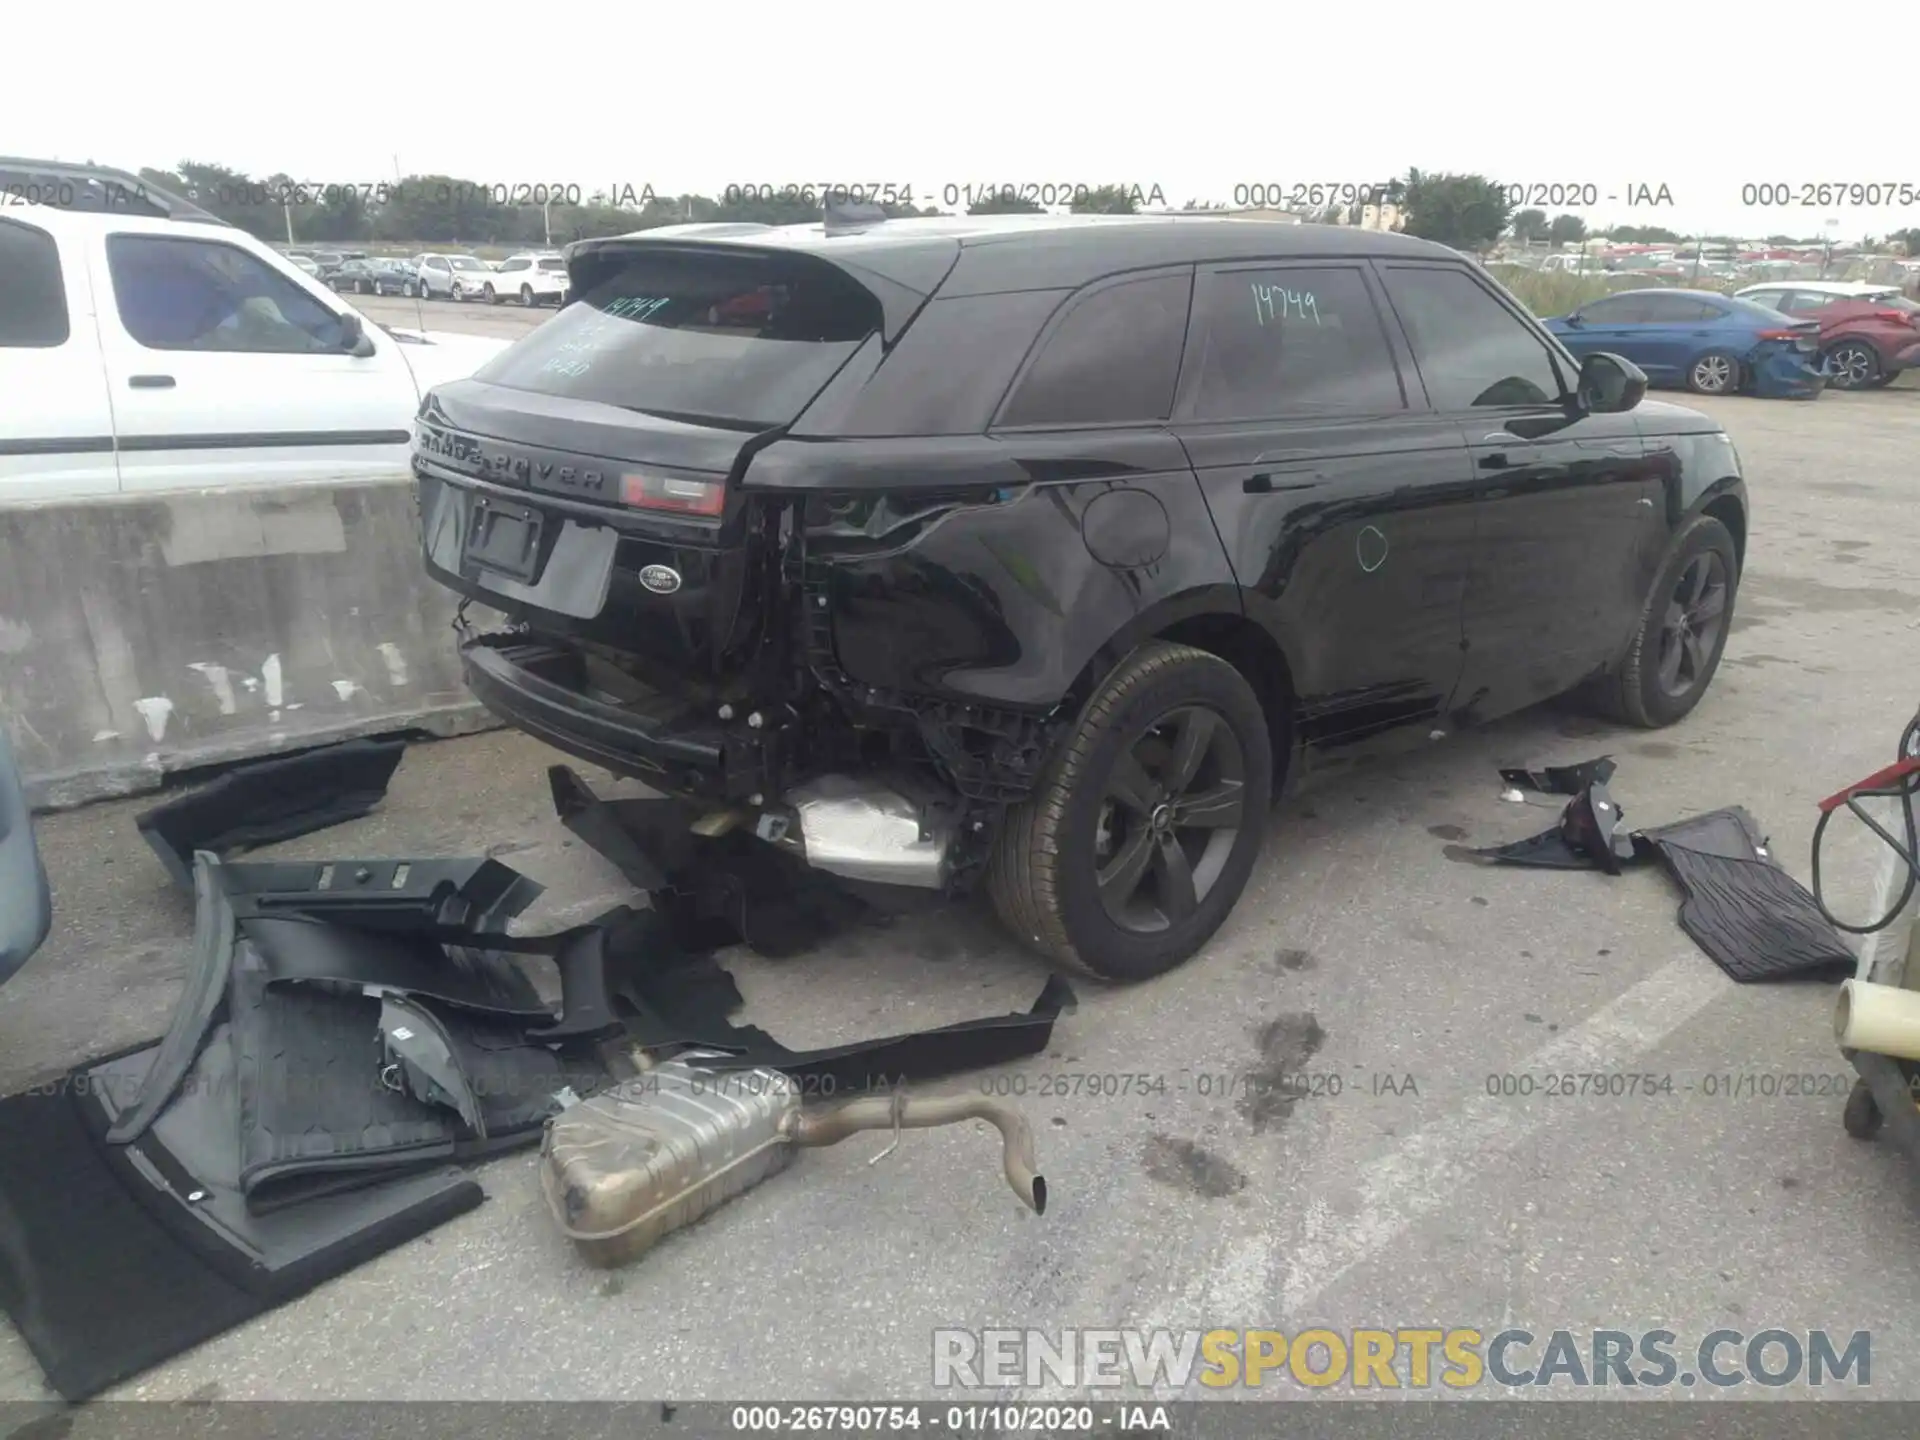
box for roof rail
[0,157,227,225]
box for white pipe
[1836,980,1920,1061]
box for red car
[1736,281,1920,390]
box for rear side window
[106,235,352,353]
[539,258,566,271]
[1740,291,1787,312]
[996,272,1190,427]
[473,249,882,429]
[1380,265,1565,410]
[1638,295,1723,323]
[0,218,71,347]
[1578,295,1651,323]
[1183,265,1403,420]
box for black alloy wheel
[1585,512,1739,728]
[989,641,1273,982]
[1823,341,1881,390]
[1093,706,1246,934]
[1653,551,1730,700]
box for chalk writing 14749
[1251,283,1319,326]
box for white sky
[7,0,1918,241]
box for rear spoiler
[564,231,958,345]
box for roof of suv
[571,213,1462,301]
[1737,279,1897,296]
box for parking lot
[5,313,1920,1405]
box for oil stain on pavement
[1142,1134,1248,1198]
[1241,1012,1326,1133]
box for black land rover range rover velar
[413,212,1748,981]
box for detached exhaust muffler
[540,1054,1046,1268]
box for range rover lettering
[412,212,1748,981]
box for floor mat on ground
[1637,807,1855,983]
[0,1065,480,1402]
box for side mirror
[0,729,52,984]
[337,311,376,358]
[1578,352,1647,414]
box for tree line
[131,161,1920,256]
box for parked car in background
[329,257,416,297]
[1734,280,1920,390]
[479,252,570,307]
[308,250,349,281]
[1544,288,1825,398]
[451,258,502,303]
[413,213,1749,980]
[289,255,321,279]
[415,253,494,301]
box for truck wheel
[1587,513,1738,729]
[989,641,1272,983]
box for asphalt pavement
[3,383,1919,1405]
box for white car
[1735,279,1908,309]
[476,252,570,307]
[0,160,509,503]
[414,252,496,302]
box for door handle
[1244,471,1326,495]
[129,374,175,389]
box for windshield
[472,248,881,429]
[450,257,488,271]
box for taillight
[1755,329,1804,341]
[621,471,725,516]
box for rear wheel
[1823,340,1882,390]
[1685,351,1740,394]
[484,284,498,305]
[1588,513,1738,728]
[403,280,419,298]
[988,642,1272,982]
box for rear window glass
[0,217,70,347]
[474,249,882,429]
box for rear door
[0,213,119,500]
[92,230,421,492]
[1173,260,1477,754]
[1374,261,1667,723]
[1633,292,1733,377]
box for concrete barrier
[0,481,500,810]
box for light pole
[543,197,552,246]
[283,198,295,245]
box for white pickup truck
[0,160,510,504]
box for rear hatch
[413,243,886,678]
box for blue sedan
[1543,288,1826,399]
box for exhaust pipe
[540,1055,1045,1268]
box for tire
[1865,371,1898,389]
[403,281,418,298]
[988,641,1273,982]
[520,284,534,307]
[1685,350,1740,395]
[1822,340,1882,391]
[1588,513,1739,728]
[484,284,498,305]
[356,279,370,295]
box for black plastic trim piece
[116,429,411,452]
[104,854,238,1146]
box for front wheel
[1685,351,1740,395]
[403,281,419,298]
[1823,341,1882,391]
[520,284,534,307]
[484,284,498,305]
[1589,513,1739,728]
[988,641,1273,982]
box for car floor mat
[0,1064,481,1403]
[135,738,405,891]
[1636,807,1855,983]
[228,946,599,1212]
[238,913,551,1021]
[84,1029,483,1294]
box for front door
[1174,260,1478,756]
[91,231,420,492]
[1373,261,1669,725]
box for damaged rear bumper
[1750,347,1827,400]
[460,633,769,801]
